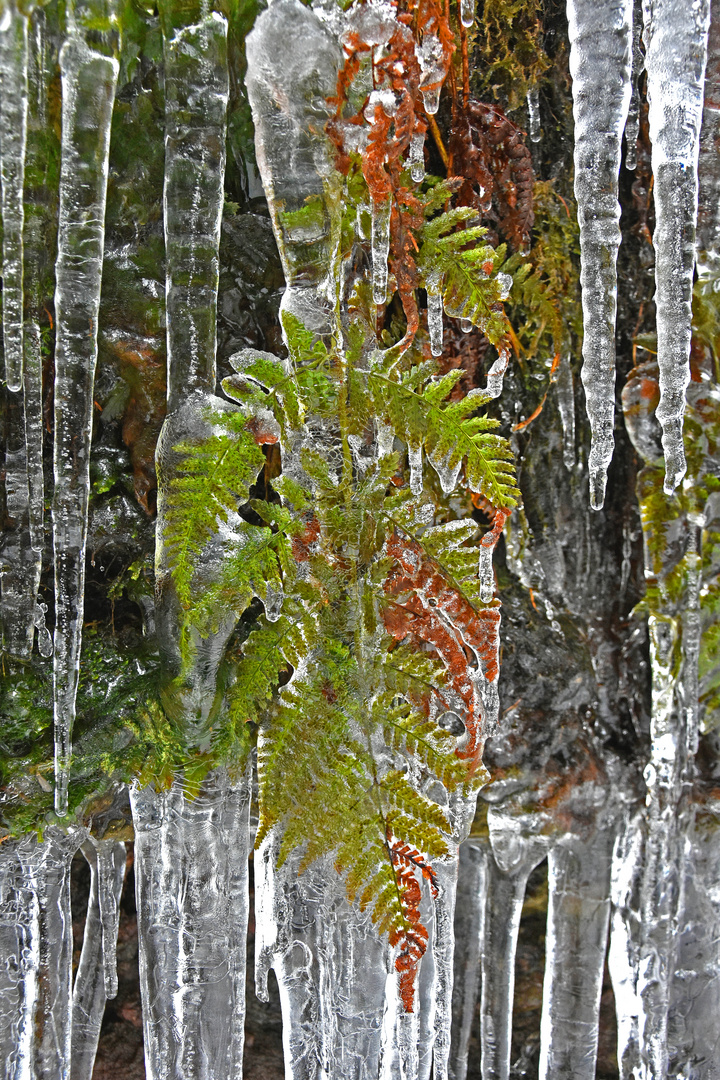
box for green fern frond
[162,417,266,609]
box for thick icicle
[449,842,488,1080]
[608,815,644,1080]
[52,1,120,816]
[624,0,644,170]
[0,828,85,1080]
[480,826,548,1080]
[568,0,633,510]
[410,131,426,183]
[153,7,237,741]
[695,0,720,275]
[643,0,710,493]
[131,769,251,1080]
[71,839,126,1080]
[0,0,30,392]
[538,828,615,1080]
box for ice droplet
[568,0,633,511]
[460,0,476,28]
[460,317,473,334]
[421,86,441,115]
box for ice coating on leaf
[527,84,542,142]
[555,353,576,469]
[72,839,127,1080]
[624,0,644,169]
[408,443,424,496]
[568,0,633,510]
[372,196,392,305]
[52,11,119,815]
[131,770,251,1080]
[643,0,710,493]
[539,830,615,1080]
[0,1,29,392]
[478,544,495,604]
[427,277,444,356]
[410,131,426,183]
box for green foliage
[418,208,510,346]
[160,409,266,610]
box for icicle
[608,814,645,1080]
[255,836,389,1080]
[427,275,444,356]
[22,6,51,637]
[0,387,37,658]
[642,0,710,494]
[71,839,126,1080]
[483,345,510,400]
[0,828,85,1080]
[410,131,426,183]
[538,828,615,1080]
[554,353,576,469]
[526,85,542,143]
[568,0,633,510]
[449,842,488,1080]
[372,197,392,305]
[695,0,720,275]
[460,0,477,28]
[478,544,495,604]
[409,444,424,496]
[0,0,29,392]
[163,10,230,412]
[52,1,120,816]
[481,827,549,1080]
[427,859,461,1080]
[131,769,251,1080]
[624,0,645,169]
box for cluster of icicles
[1,0,720,1077]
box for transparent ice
[568,0,633,510]
[51,0,120,815]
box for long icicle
[642,0,710,493]
[0,0,30,392]
[52,0,119,816]
[71,839,126,1080]
[567,0,633,509]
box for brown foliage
[448,98,534,250]
[388,837,438,1012]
